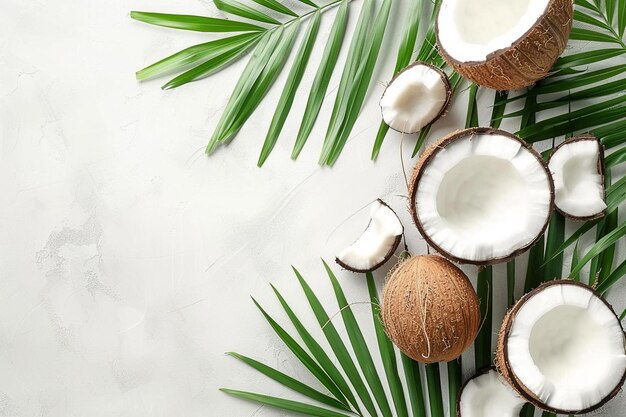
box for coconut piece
[496,280,626,414]
[409,128,553,265]
[458,368,526,417]
[381,255,480,363]
[380,62,452,134]
[549,135,606,220]
[336,199,403,273]
[436,0,573,90]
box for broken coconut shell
[381,255,480,363]
[436,0,573,90]
[496,280,626,414]
[409,128,554,265]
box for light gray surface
[1,0,624,416]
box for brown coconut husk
[380,62,453,134]
[408,127,555,266]
[495,279,626,415]
[548,134,606,221]
[381,255,480,363]
[436,0,573,90]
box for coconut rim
[435,0,557,68]
[498,279,626,415]
[379,61,453,134]
[408,127,555,266]
[335,199,404,273]
[548,134,606,221]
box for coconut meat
[459,370,525,417]
[549,139,606,218]
[380,64,449,133]
[438,0,550,62]
[506,284,626,411]
[416,133,551,262]
[337,200,403,271]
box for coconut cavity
[336,200,403,272]
[381,255,480,363]
[458,369,525,417]
[436,0,573,90]
[409,128,553,265]
[549,136,606,220]
[497,280,626,414]
[380,62,451,134]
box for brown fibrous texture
[381,255,480,363]
[437,0,573,90]
[495,279,626,415]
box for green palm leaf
[270,284,359,412]
[130,11,265,32]
[325,263,392,416]
[401,354,426,417]
[292,0,349,159]
[425,364,444,417]
[294,267,379,417]
[570,222,626,278]
[227,352,351,411]
[258,12,321,166]
[214,0,281,24]
[366,273,408,417]
[220,389,352,417]
[251,0,298,17]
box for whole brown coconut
[382,255,480,363]
[436,0,573,90]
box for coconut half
[380,62,452,134]
[549,135,606,220]
[497,280,626,414]
[409,128,553,265]
[436,0,573,90]
[458,368,526,417]
[336,199,403,273]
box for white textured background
[1,0,625,416]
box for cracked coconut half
[549,135,606,220]
[458,368,525,417]
[409,128,553,265]
[436,0,573,90]
[336,199,403,273]
[497,280,626,414]
[380,62,452,134]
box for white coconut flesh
[380,64,449,133]
[416,133,552,262]
[507,284,626,412]
[337,200,403,271]
[549,139,606,218]
[459,370,525,417]
[438,0,550,62]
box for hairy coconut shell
[549,134,606,221]
[380,61,453,134]
[436,0,573,90]
[408,128,554,265]
[381,255,480,363]
[496,280,626,415]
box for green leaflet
[570,222,626,278]
[474,266,493,370]
[214,0,281,24]
[136,33,260,82]
[220,390,351,417]
[292,0,349,159]
[320,0,393,166]
[294,267,379,417]
[401,354,426,417]
[425,364,444,417]
[325,264,392,417]
[258,12,321,166]
[130,11,265,32]
[226,352,351,411]
[367,273,408,417]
